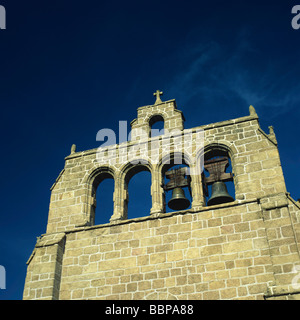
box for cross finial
[153,90,163,104]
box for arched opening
[203,145,235,206]
[162,155,192,212]
[90,170,114,225]
[125,165,152,219]
[94,178,115,225]
[149,114,164,138]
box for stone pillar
[150,165,165,215]
[23,233,65,300]
[189,164,205,209]
[260,194,300,296]
[110,176,128,222]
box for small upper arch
[146,112,167,126]
[148,114,165,138]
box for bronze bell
[168,187,191,210]
[207,181,234,206]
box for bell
[207,181,234,206]
[168,187,190,210]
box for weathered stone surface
[23,98,300,300]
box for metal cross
[153,90,163,104]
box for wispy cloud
[167,31,300,119]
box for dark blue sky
[1,0,300,300]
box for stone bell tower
[23,91,300,300]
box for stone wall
[23,100,300,300]
[23,197,300,300]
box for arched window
[94,178,115,225]
[90,170,114,225]
[125,165,152,219]
[203,146,235,206]
[149,115,164,138]
[162,155,192,212]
